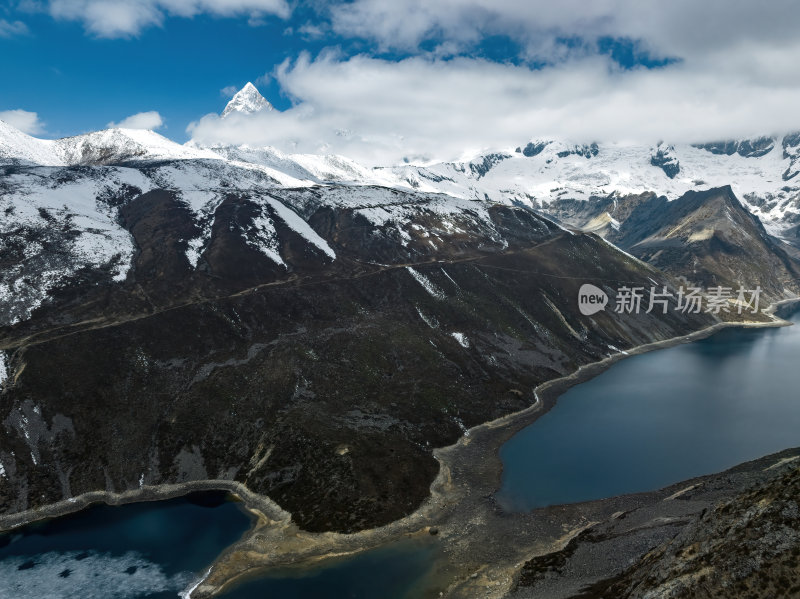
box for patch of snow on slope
[149,160,279,193]
[406,267,446,300]
[0,168,151,325]
[266,198,336,259]
[451,332,470,348]
[0,352,7,387]
[416,307,438,328]
[177,190,223,268]
[245,208,285,266]
[440,267,460,288]
[356,205,397,226]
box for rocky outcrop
[575,464,800,599]
[518,141,550,157]
[693,137,775,158]
[650,145,680,179]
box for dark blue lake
[0,491,253,599]
[497,308,800,511]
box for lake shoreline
[189,298,800,597]
[2,298,798,598]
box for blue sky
[1,1,799,163]
[0,7,319,138]
[0,4,673,140]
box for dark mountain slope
[547,186,800,304]
[0,178,715,533]
[608,186,800,301]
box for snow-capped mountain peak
[221,82,273,118]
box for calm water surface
[0,492,437,599]
[497,308,800,511]
[0,491,252,599]
[219,538,438,599]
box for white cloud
[47,0,290,37]
[187,49,800,166]
[107,111,164,130]
[328,0,800,63]
[0,18,29,37]
[0,109,45,134]
[295,22,325,39]
[174,2,800,165]
[220,85,239,98]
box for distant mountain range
[2,97,800,327]
[387,136,800,243]
[3,85,800,246]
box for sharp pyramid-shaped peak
[222,82,273,118]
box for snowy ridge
[53,128,221,165]
[4,119,800,236]
[385,136,800,238]
[207,144,407,188]
[0,119,62,165]
[0,123,220,167]
[0,120,403,188]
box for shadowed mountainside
[0,172,716,533]
[546,186,800,305]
